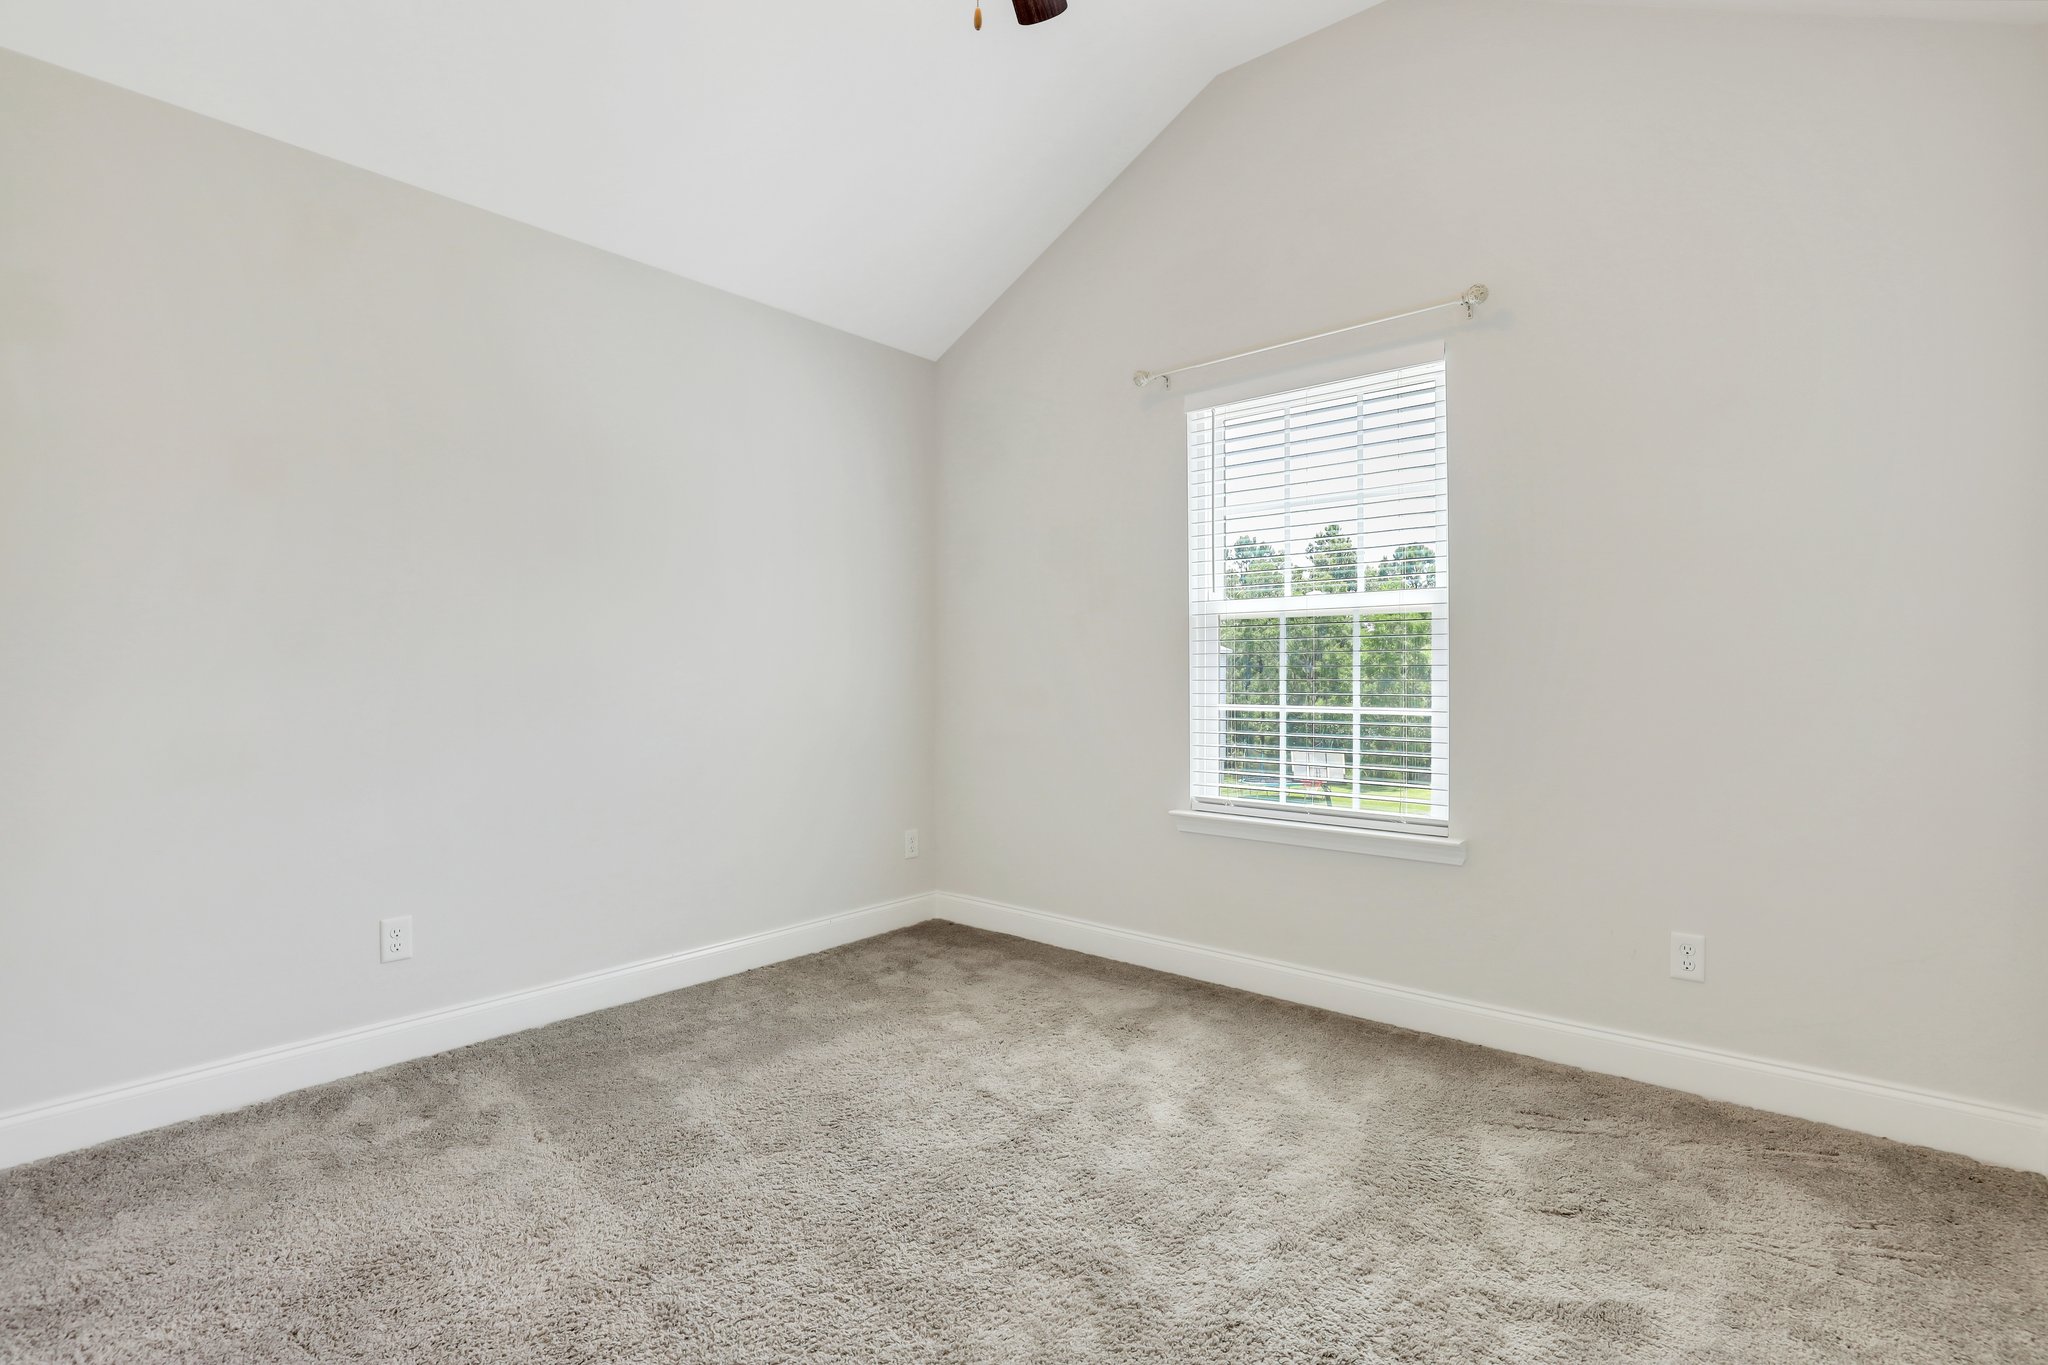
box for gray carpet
[1,922,2043,1364]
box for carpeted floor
[1,922,2043,1364]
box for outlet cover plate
[1669,931,1705,983]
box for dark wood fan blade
[1012,0,1068,24]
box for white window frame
[1178,354,1463,864]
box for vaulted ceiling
[2,0,2041,358]
[0,0,1392,358]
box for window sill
[1170,809,1468,865]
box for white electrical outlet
[903,828,920,859]
[380,915,414,964]
[1669,931,1705,982]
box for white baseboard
[933,891,2048,1176]
[12,891,2040,1177]
[0,893,935,1172]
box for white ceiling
[0,0,1392,359]
[3,0,2040,359]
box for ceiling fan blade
[1012,0,1068,24]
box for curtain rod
[1131,285,1490,390]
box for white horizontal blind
[1188,361,1449,833]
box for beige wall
[933,0,2048,1111]
[0,51,935,1112]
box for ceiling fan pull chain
[973,5,982,29]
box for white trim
[14,888,2039,1179]
[1175,338,1448,412]
[1539,1,2048,26]
[0,893,935,1172]
[931,891,2048,1176]
[1172,808,1468,864]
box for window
[1187,360,1450,839]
